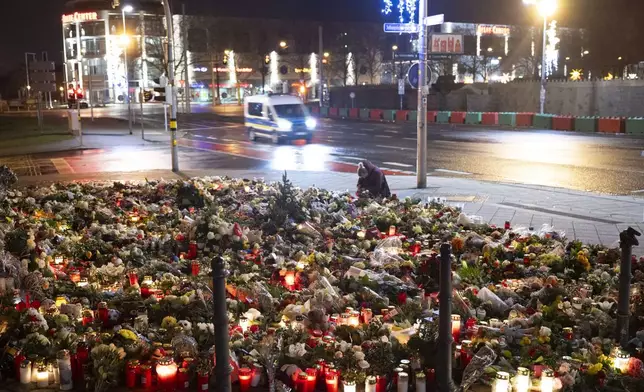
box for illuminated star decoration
[382,0,393,15]
[570,69,583,81]
[604,72,614,81]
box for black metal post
[438,243,453,392]
[212,256,231,392]
[617,227,641,347]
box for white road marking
[375,135,392,138]
[403,137,416,141]
[376,145,415,151]
[327,130,343,134]
[382,161,414,168]
[631,189,644,194]
[384,130,398,133]
[222,138,242,142]
[355,133,368,136]
[206,136,218,140]
[361,128,376,131]
[193,134,205,138]
[337,156,365,161]
[434,168,472,175]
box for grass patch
[0,116,68,138]
[0,134,74,150]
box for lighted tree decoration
[382,0,417,23]
[570,69,583,81]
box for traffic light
[223,54,228,66]
[264,55,270,65]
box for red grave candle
[238,368,252,392]
[191,261,200,276]
[325,370,339,392]
[197,372,210,391]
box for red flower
[250,325,259,333]
[397,292,407,305]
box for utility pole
[182,3,191,114]
[539,15,547,114]
[318,25,323,107]
[162,0,179,172]
[416,0,429,189]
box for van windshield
[273,104,306,119]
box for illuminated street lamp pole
[524,0,556,114]
[122,5,133,134]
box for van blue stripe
[246,117,276,127]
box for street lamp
[524,0,557,114]
[279,41,287,49]
[122,4,134,134]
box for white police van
[243,94,317,144]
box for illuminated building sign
[62,12,99,24]
[295,68,312,73]
[477,25,510,36]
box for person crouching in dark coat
[357,160,391,198]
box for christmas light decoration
[346,53,356,85]
[270,51,279,87]
[382,0,393,15]
[570,69,582,81]
[545,20,559,76]
[398,0,405,23]
[228,50,237,86]
[310,53,318,85]
[405,0,417,23]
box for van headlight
[277,118,292,131]
[305,117,317,130]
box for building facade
[62,1,386,104]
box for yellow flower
[118,329,138,341]
[587,363,603,375]
[520,336,531,346]
[161,316,177,329]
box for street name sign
[424,14,445,26]
[394,53,418,61]
[383,23,420,34]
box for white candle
[58,350,73,390]
[493,371,509,392]
[515,367,530,392]
[251,363,262,387]
[36,366,48,387]
[415,373,426,392]
[397,372,409,392]
[540,369,554,392]
[19,360,31,384]
[365,376,377,392]
[343,380,356,392]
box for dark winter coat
[357,161,391,198]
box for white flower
[197,323,208,332]
[334,351,343,359]
[354,352,365,361]
[288,343,307,358]
[358,360,370,370]
[539,326,551,337]
[380,336,389,343]
[207,232,215,240]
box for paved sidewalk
[17,168,644,255]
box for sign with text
[62,12,99,24]
[29,61,56,93]
[429,34,463,54]
[394,53,417,61]
[424,14,445,26]
[383,23,420,34]
[477,24,510,36]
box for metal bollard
[438,243,454,392]
[212,256,231,392]
[617,227,641,347]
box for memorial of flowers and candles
[0,168,643,392]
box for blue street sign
[407,63,432,89]
[383,23,420,34]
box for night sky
[0,0,638,72]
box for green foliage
[268,172,308,226]
[365,340,395,375]
[406,318,439,369]
[4,228,27,255]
